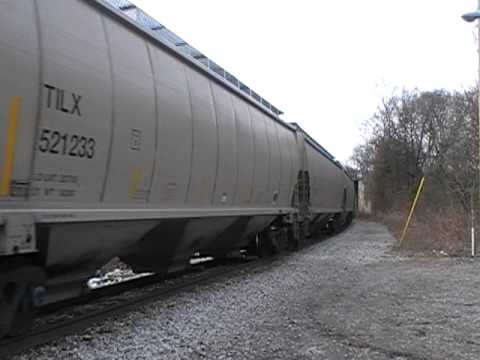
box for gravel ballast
[12,220,480,360]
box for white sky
[132,0,478,163]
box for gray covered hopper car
[0,0,355,337]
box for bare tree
[352,88,476,216]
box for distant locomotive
[0,0,355,337]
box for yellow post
[399,176,425,245]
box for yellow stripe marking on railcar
[0,97,21,196]
[128,167,142,199]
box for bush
[378,207,468,256]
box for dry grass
[375,208,469,256]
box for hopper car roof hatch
[97,0,284,117]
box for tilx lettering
[43,83,82,117]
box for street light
[462,2,480,257]
[462,11,480,22]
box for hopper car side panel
[147,43,192,205]
[32,0,113,203]
[305,142,345,213]
[276,123,294,207]
[231,97,255,206]
[249,107,270,205]
[101,12,156,203]
[0,1,39,204]
[45,219,159,274]
[210,83,238,207]
[344,173,355,211]
[265,113,282,207]
[184,67,218,206]
[286,129,301,203]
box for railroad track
[0,230,338,359]
[0,257,260,359]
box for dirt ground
[14,220,480,360]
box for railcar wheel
[345,212,353,226]
[328,214,343,234]
[0,266,46,337]
[0,280,17,338]
[301,220,310,241]
[287,222,303,251]
[275,227,289,252]
[255,232,275,258]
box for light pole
[462,2,480,257]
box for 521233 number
[38,128,95,159]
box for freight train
[0,0,355,337]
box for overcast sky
[132,0,478,163]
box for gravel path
[12,220,480,360]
